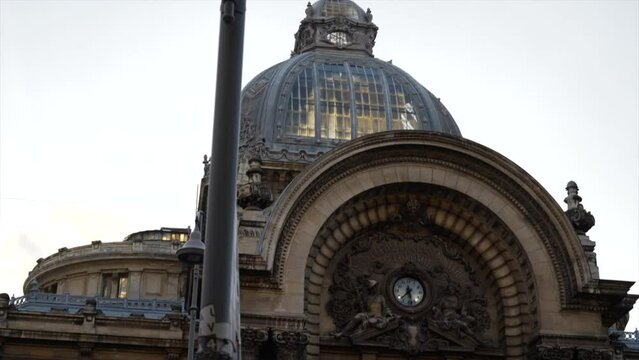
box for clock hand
[401,286,412,300]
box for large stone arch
[259,131,595,358]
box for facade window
[43,283,58,294]
[102,273,128,299]
[161,232,188,242]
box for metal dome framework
[237,0,462,171]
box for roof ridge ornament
[292,0,378,56]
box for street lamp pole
[198,0,246,359]
[176,219,205,360]
[187,264,201,360]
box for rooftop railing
[618,330,639,343]
[9,291,184,320]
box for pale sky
[1,0,638,329]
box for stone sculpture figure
[563,181,595,235]
[432,284,475,338]
[564,181,582,210]
[305,2,314,19]
[334,279,394,337]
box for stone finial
[564,181,595,235]
[365,8,373,23]
[203,154,211,176]
[305,2,314,19]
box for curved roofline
[260,131,591,306]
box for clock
[393,277,425,307]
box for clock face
[393,277,425,307]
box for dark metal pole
[187,264,200,360]
[197,0,246,359]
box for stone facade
[1,0,637,359]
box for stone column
[87,273,100,297]
[128,271,142,299]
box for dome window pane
[318,63,352,140]
[351,65,387,136]
[284,67,316,138]
[389,77,421,130]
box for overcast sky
[1,0,637,329]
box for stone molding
[26,239,181,293]
[262,132,590,306]
[533,345,613,360]
[255,131,615,358]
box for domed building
[1,1,637,359]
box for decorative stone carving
[332,278,396,337]
[164,304,184,329]
[292,1,378,56]
[305,2,313,19]
[564,181,595,235]
[364,8,373,23]
[275,331,309,359]
[237,151,274,210]
[238,328,308,360]
[325,224,492,356]
[82,298,97,324]
[534,345,612,360]
[431,282,478,338]
[240,328,269,360]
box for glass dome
[238,0,461,168]
[283,61,445,141]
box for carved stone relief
[323,208,497,356]
[534,345,612,360]
[292,6,378,56]
[240,328,308,360]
